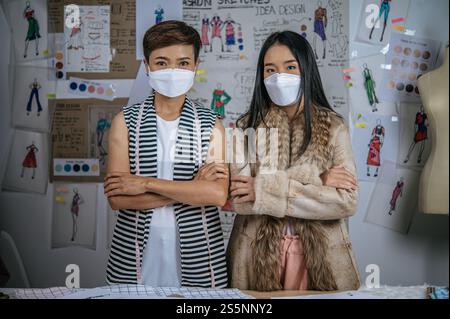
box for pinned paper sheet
[64,5,111,73]
[365,161,421,234]
[351,113,401,182]
[6,0,49,63]
[12,64,56,132]
[53,158,100,177]
[67,78,116,101]
[51,183,98,249]
[379,32,441,104]
[2,130,49,194]
[354,0,411,46]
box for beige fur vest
[228,105,360,292]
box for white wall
[0,0,448,288]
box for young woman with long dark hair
[227,31,360,291]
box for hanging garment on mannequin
[417,46,449,215]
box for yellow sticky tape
[196,69,206,76]
[195,77,207,83]
[393,25,405,32]
[47,93,56,98]
[355,123,367,128]
[55,195,65,204]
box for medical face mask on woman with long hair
[264,73,302,107]
[148,68,196,98]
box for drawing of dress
[97,118,111,165]
[71,192,81,217]
[22,144,37,168]
[379,0,391,22]
[210,16,224,52]
[211,16,223,39]
[21,143,38,179]
[363,64,379,112]
[404,107,428,164]
[201,18,210,45]
[154,7,164,25]
[225,20,236,46]
[27,79,42,116]
[314,7,327,41]
[24,7,40,41]
[389,180,404,215]
[67,19,83,50]
[366,123,385,177]
[414,112,428,143]
[23,2,40,58]
[367,134,382,166]
[369,0,391,42]
[70,26,81,38]
[313,5,328,59]
[211,88,231,119]
[70,188,83,242]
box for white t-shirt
[140,114,182,287]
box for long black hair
[237,31,336,156]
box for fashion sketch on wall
[52,183,97,249]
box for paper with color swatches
[67,78,116,101]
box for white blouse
[140,114,182,287]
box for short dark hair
[143,20,202,62]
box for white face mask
[148,68,195,98]
[264,73,301,107]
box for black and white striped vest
[106,93,228,288]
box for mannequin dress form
[417,46,449,215]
